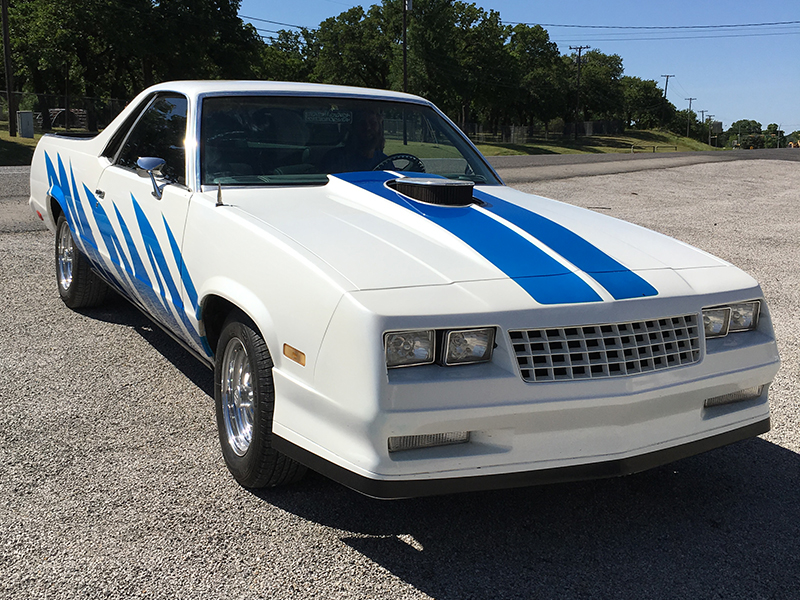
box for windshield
[200,96,500,186]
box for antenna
[216,182,223,207]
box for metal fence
[460,120,624,144]
[1,91,128,132]
[460,123,560,144]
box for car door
[93,93,200,347]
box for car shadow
[78,293,213,392]
[78,296,800,598]
[255,437,800,599]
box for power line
[253,27,283,35]
[240,14,305,29]
[504,19,800,30]
[550,29,800,43]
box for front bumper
[270,280,780,498]
[273,417,770,499]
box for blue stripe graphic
[473,190,657,300]
[334,172,602,304]
[44,151,211,357]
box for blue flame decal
[45,151,210,357]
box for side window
[101,94,155,160]
[117,94,188,185]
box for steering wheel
[373,153,426,173]
[207,130,247,143]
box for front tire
[214,313,306,488]
[55,214,109,309]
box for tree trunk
[142,58,153,88]
[85,84,98,132]
[38,94,53,131]
[31,68,52,131]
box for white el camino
[29,81,780,498]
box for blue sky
[239,0,800,133]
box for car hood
[222,171,740,305]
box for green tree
[764,123,785,148]
[620,75,674,129]
[450,2,510,126]
[567,49,623,122]
[725,119,762,147]
[405,0,461,114]
[669,109,702,139]
[147,0,262,83]
[10,0,152,128]
[259,29,318,83]
[507,23,568,134]
[313,5,394,89]
[405,1,512,126]
[9,0,262,130]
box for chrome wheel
[214,314,307,488]
[220,336,255,456]
[56,219,74,292]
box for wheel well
[201,295,239,355]
[49,195,63,221]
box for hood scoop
[390,178,476,206]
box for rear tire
[214,312,306,488]
[55,214,109,309]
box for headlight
[703,301,760,338]
[444,328,496,365]
[385,327,496,368]
[702,308,730,338]
[385,330,435,368]
[729,301,760,332]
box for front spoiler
[272,417,770,499]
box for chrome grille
[509,314,701,383]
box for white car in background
[29,81,780,498]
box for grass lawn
[476,129,723,156]
[0,120,42,166]
[1,120,724,167]
[384,139,463,158]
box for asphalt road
[2,151,799,599]
[488,146,800,183]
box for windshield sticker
[304,110,352,124]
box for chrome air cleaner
[390,178,477,206]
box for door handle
[95,189,105,199]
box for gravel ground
[2,156,799,599]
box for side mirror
[136,157,168,199]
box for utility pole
[1,0,15,136]
[661,74,674,98]
[660,74,674,125]
[402,0,410,145]
[403,0,410,93]
[707,115,715,146]
[65,64,70,131]
[685,97,696,138]
[570,45,590,141]
[697,110,708,146]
